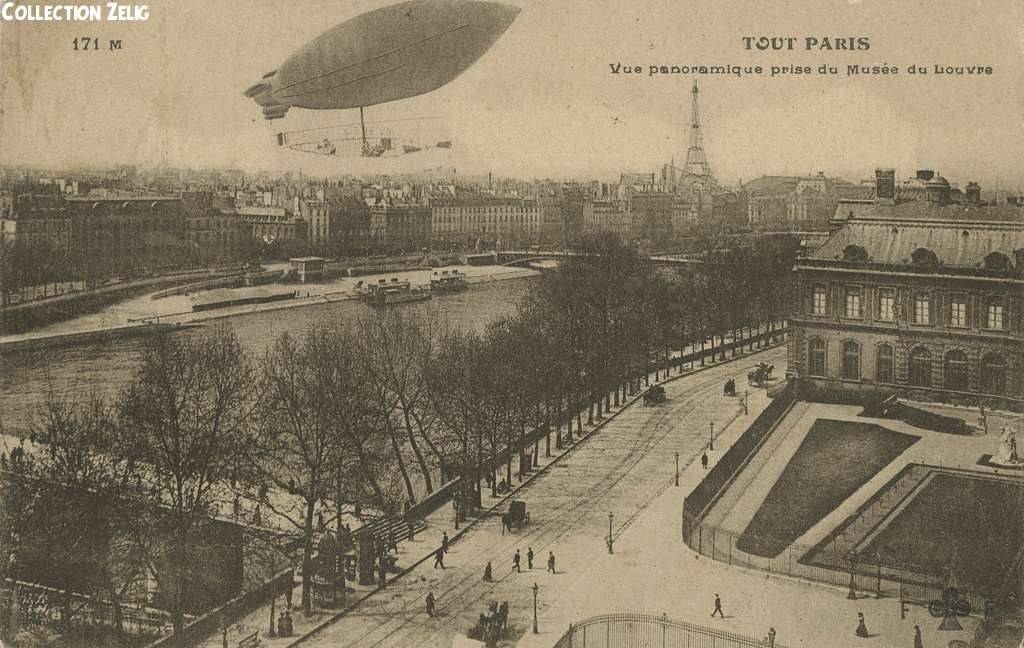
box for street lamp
[847,550,858,600]
[674,452,680,487]
[532,583,539,634]
[607,512,614,554]
[743,391,749,415]
[709,421,714,452]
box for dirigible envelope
[244,0,521,120]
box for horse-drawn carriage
[500,500,530,534]
[642,384,667,406]
[747,362,775,387]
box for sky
[1,0,1022,187]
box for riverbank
[0,265,538,352]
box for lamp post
[743,391,749,415]
[674,452,680,487]
[532,583,539,634]
[847,550,858,600]
[709,421,714,451]
[607,512,614,554]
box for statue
[993,424,1023,467]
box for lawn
[736,419,919,558]
[862,473,1023,591]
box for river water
[0,275,535,436]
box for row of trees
[0,232,799,644]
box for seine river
[0,276,535,436]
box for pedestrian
[379,558,387,585]
[483,561,493,582]
[767,627,776,648]
[425,591,436,617]
[527,547,534,570]
[547,551,556,574]
[913,624,923,648]
[711,593,724,618]
[513,549,521,573]
[442,531,449,553]
[855,612,869,638]
[701,451,709,470]
[433,547,445,569]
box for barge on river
[354,278,432,305]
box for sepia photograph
[0,1,1022,647]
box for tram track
[301,348,785,648]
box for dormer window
[983,252,1011,273]
[911,248,939,266]
[842,245,869,263]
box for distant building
[788,168,1024,411]
[237,205,307,243]
[430,196,541,247]
[369,199,432,247]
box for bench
[239,630,260,648]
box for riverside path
[284,345,787,648]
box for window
[841,341,861,380]
[909,347,932,387]
[949,298,967,328]
[987,299,1005,330]
[876,344,894,384]
[845,287,862,319]
[913,293,930,325]
[945,350,969,391]
[808,338,826,377]
[878,289,896,322]
[981,354,1006,395]
[812,285,827,316]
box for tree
[248,326,366,615]
[117,326,254,633]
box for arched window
[876,344,895,384]
[841,341,861,380]
[944,350,969,391]
[981,354,1006,395]
[808,338,826,377]
[843,245,869,263]
[911,247,939,266]
[909,347,932,387]
[984,252,1011,273]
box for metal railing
[552,612,791,648]
[681,513,999,616]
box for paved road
[297,346,787,648]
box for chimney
[965,182,981,204]
[875,168,896,205]
[915,169,935,182]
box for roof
[742,175,801,197]
[833,200,1024,225]
[812,216,1024,269]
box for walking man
[527,547,534,570]
[425,591,436,617]
[442,531,449,553]
[434,547,446,569]
[701,451,709,470]
[547,551,556,574]
[483,561,493,582]
[711,593,724,618]
[767,627,776,648]
[913,624,923,648]
[513,549,521,573]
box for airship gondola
[244,0,520,157]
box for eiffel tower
[683,80,712,178]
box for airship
[244,0,519,157]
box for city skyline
[1,0,1022,188]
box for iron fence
[552,612,791,648]
[681,514,999,617]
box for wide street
[291,345,787,648]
